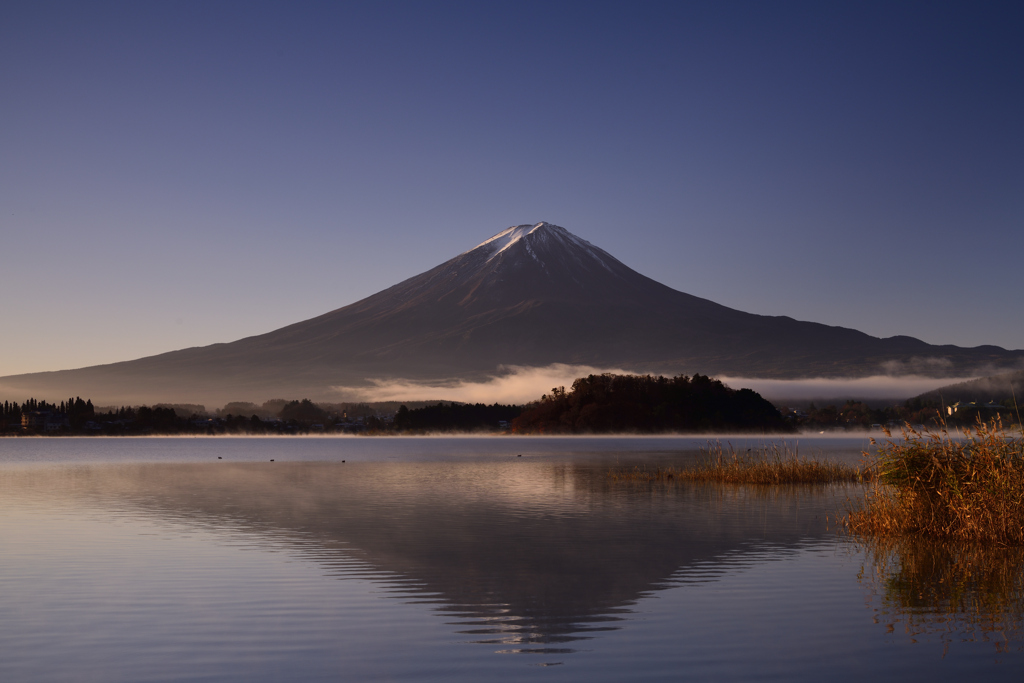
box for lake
[1,436,1021,681]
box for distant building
[21,411,48,429]
[948,401,974,415]
[948,401,1007,416]
[21,411,70,431]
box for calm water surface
[1,436,1021,681]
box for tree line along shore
[2,373,779,435]
[2,373,1013,436]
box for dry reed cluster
[608,443,863,485]
[846,421,1024,544]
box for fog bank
[331,366,976,406]
[332,364,636,404]
[718,375,978,402]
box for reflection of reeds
[608,443,863,484]
[858,536,1024,652]
[846,421,1024,544]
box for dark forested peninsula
[510,374,790,434]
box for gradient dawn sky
[2,1,1022,377]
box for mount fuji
[3,222,1021,405]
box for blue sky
[2,1,1022,376]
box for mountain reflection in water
[858,537,1024,653]
[4,461,845,655]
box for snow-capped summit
[469,222,548,258]
[463,222,616,275]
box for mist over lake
[2,437,1021,682]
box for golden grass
[845,421,1024,544]
[608,443,864,485]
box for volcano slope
[2,222,1021,405]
